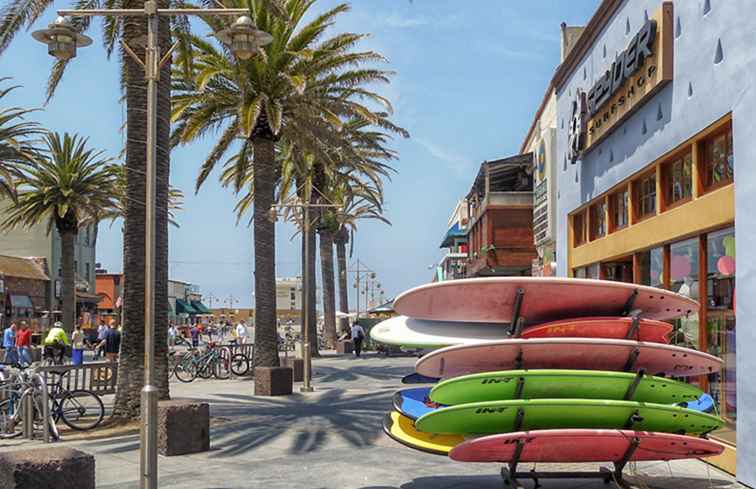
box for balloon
[717,256,735,276]
[670,254,692,281]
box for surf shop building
[552,0,754,484]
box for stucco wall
[554,1,755,485]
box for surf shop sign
[568,3,673,162]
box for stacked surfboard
[375,278,725,484]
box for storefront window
[633,172,656,221]
[700,124,734,190]
[589,201,606,240]
[637,247,664,288]
[573,211,586,246]
[609,189,628,231]
[669,238,700,349]
[587,263,600,280]
[706,227,736,428]
[663,152,692,207]
[574,267,587,279]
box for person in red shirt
[15,321,32,366]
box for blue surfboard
[678,393,716,413]
[401,373,440,385]
[392,387,444,421]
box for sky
[0,0,600,308]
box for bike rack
[500,437,641,489]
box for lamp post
[270,199,341,393]
[33,7,270,489]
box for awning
[439,222,467,248]
[191,301,211,314]
[76,291,102,304]
[9,294,33,309]
[175,299,198,315]
[168,300,174,315]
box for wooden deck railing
[37,361,118,396]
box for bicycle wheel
[230,354,249,376]
[197,359,214,379]
[0,399,22,439]
[214,357,231,380]
[174,356,197,383]
[57,390,104,430]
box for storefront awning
[9,294,33,308]
[191,301,211,314]
[76,291,102,304]
[439,222,467,248]
[175,298,198,315]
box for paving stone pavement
[0,353,745,488]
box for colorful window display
[706,228,736,434]
[670,238,700,349]
[637,247,664,288]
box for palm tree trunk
[335,228,349,336]
[114,4,171,419]
[319,229,337,348]
[59,229,76,332]
[252,135,279,368]
[301,223,319,357]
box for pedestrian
[98,321,121,363]
[95,320,108,359]
[351,322,366,358]
[15,321,32,366]
[43,321,70,364]
[168,323,177,347]
[235,319,248,345]
[71,324,85,365]
[190,323,200,347]
[2,323,18,365]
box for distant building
[0,255,50,331]
[95,271,123,323]
[436,200,469,281]
[0,218,98,321]
[168,280,211,324]
[276,276,302,324]
[464,155,538,277]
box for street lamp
[215,15,273,60]
[270,198,342,393]
[33,6,269,489]
[31,16,92,60]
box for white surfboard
[369,315,510,348]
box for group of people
[167,319,252,348]
[0,320,122,367]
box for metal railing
[36,362,118,396]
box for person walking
[190,323,200,348]
[99,321,121,363]
[95,320,108,359]
[2,323,18,365]
[351,322,366,358]
[44,322,70,364]
[15,321,32,366]
[168,323,177,347]
[235,320,248,345]
[71,324,85,365]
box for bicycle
[174,343,232,382]
[45,370,105,431]
[0,367,59,440]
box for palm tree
[0,79,43,198]
[1,132,119,331]
[0,0,175,418]
[172,0,402,366]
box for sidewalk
[1,353,745,488]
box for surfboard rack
[625,314,642,340]
[623,369,646,400]
[620,289,639,316]
[508,288,526,337]
[623,347,641,372]
[500,437,641,489]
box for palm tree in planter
[1,132,119,331]
[172,0,400,367]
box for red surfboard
[449,429,724,463]
[415,338,723,379]
[394,277,697,324]
[521,317,672,344]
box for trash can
[72,348,83,365]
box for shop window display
[706,227,736,431]
[637,247,664,288]
[701,125,734,190]
[670,238,700,349]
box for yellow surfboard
[382,410,464,456]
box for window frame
[632,170,657,223]
[699,122,734,193]
[589,200,607,241]
[608,188,629,233]
[661,149,693,210]
[573,210,587,247]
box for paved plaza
[0,353,745,488]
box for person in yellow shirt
[44,321,70,364]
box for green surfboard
[415,399,724,436]
[429,370,703,406]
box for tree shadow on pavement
[206,388,393,458]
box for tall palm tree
[1,132,119,331]
[0,0,175,418]
[172,0,401,366]
[0,79,43,198]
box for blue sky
[0,0,599,308]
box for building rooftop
[0,255,49,281]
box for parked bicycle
[0,366,58,440]
[45,370,105,430]
[174,343,231,382]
